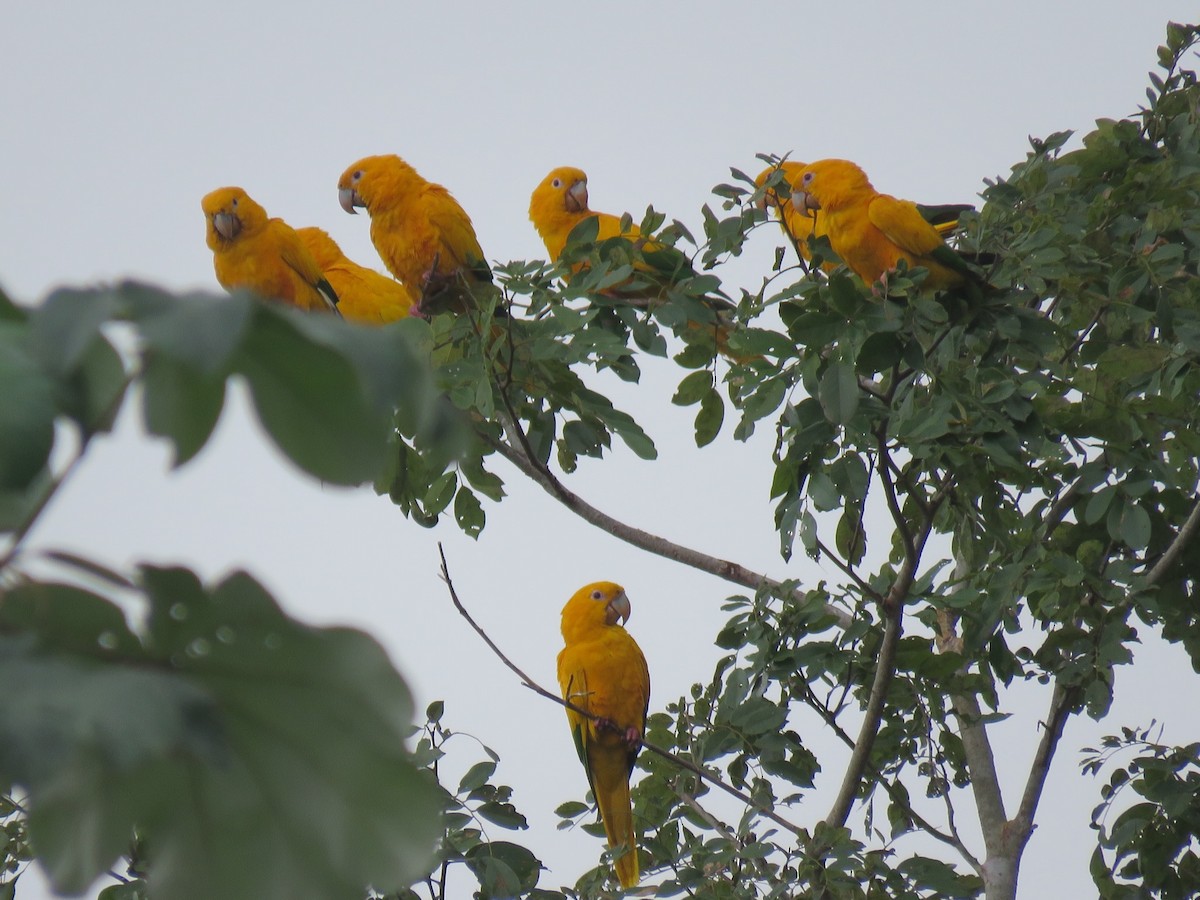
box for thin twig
[437,545,808,840]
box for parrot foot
[597,717,643,749]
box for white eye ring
[802,172,814,184]
[591,590,603,601]
[552,178,562,188]
[353,170,363,182]
[232,197,239,207]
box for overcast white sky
[4,3,1199,898]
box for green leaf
[672,369,713,406]
[58,334,128,437]
[135,567,443,900]
[475,801,529,830]
[98,881,149,900]
[133,289,253,376]
[234,308,391,486]
[458,760,497,795]
[1118,501,1152,550]
[818,360,859,425]
[28,288,119,377]
[694,389,724,447]
[465,841,541,898]
[141,355,226,467]
[0,324,57,491]
[454,486,485,538]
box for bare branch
[944,555,1009,857]
[483,436,853,630]
[437,545,808,840]
[1013,682,1072,838]
[822,608,903,830]
[1144,493,1200,586]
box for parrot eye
[552,178,562,188]
[591,590,604,601]
[231,197,239,207]
[352,170,363,182]
[802,172,814,185]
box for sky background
[4,3,1199,898]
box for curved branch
[437,544,808,840]
[484,435,853,630]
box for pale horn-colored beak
[212,211,240,241]
[605,591,632,626]
[338,186,362,215]
[565,179,588,214]
[796,189,821,212]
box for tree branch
[483,435,853,630]
[821,608,903,831]
[1144,493,1200,585]
[436,544,808,840]
[1013,682,1072,838]
[943,555,1009,859]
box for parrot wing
[272,223,340,314]
[870,194,984,284]
[426,194,492,283]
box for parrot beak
[212,211,240,241]
[605,591,632,626]
[796,190,821,212]
[339,187,363,215]
[565,179,588,214]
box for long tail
[592,752,639,889]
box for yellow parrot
[789,159,986,293]
[337,154,492,317]
[202,187,339,314]
[756,160,968,270]
[295,227,414,323]
[529,166,651,266]
[529,166,746,360]
[557,581,650,890]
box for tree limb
[1144,493,1200,585]
[483,435,853,630]
[821,607,903,831]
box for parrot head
[754,160,805,214]
[202,186,267,248]
[530,166,590,220]
[561,581,632,642]
[793,159,872,214]
[338,154,419,215]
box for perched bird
[530,166,744,358]
[295,227,414,323]
[202,187,339,314]
[790,159,986,293]
[337,155,492,316]
[557,581,650,890]
[529,166,650,266]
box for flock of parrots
[202,153,986,890]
